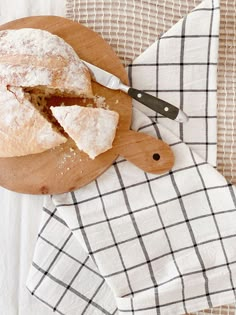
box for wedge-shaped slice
[0,28,93,98]
[51,105,119,159]
[0,86,67,157]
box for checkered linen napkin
[27,1,236,314]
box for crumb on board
[115,99,119,104]
[57,151,76,169]
[93,95,110,109]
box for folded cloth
[27,1,236,314]
[129,0,219,166]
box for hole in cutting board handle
[114,130,174,174]
[153,153,160,161]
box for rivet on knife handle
[127,87,188,123]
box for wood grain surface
[0,16,174,194]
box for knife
[83,60,188,123]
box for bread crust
[0,86,67,157]
[0,28,93,97]
[0,28,95,157]
[51,105,119,159]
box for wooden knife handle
[114,130,174,174]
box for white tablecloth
[0,2,65,315]
[0,0,65,24]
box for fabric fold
[26,197,118,315]
[128,0,220,166]
[50,107,236,314]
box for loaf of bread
[0,28,93,98]
[0,28,96,157]
[0,86,67,157]
[0,28,118,159]
[51,105,119,159]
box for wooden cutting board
[0,16,174,194]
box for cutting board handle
[114,130,174,174]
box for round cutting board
[0,16,174,194]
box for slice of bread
[51,105,119,159]
[0,86,67,157]
[0,28,93,98]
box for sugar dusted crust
[0,28,93,97]
[51,105,119,159]
[0,28,119,159]
[0,86,67,157]
[0,28,95,157]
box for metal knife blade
[83,60,188,123]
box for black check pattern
[49,107,236,314]
[26,1,236,314]
[26,197,118,315]
[128,0,219,167]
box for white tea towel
[129,0,219,166]
[27,1,236,314]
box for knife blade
[83,60,188,123]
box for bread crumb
[93,95,110,109]
[94,95,106,108]
[115,99,119,104]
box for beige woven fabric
[217,1,236,183]
[66,1,236,314]
[66,0,199,66]
[186,303,236,315]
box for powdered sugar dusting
[0,64,52,87]
[51,105,119,159]
[0,28,92,97]
[0,28,97,157]
[0,86,67,157]
[36,124,65,146]
[0,28,78,59]
[1,86,34,128]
